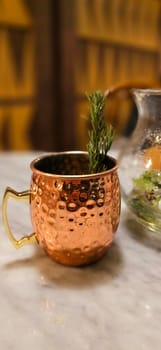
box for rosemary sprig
[87,90,115,173]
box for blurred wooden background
[0,0,35,150]
[74,0,161,148]
[0,0,160,151]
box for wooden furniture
[0,0,160,151]
[70,0,161,149]
[0,0,35,150]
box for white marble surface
[1,152,161,349]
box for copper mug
[2,151,121,266]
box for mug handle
[2,187,37,248]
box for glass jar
[119,89,161,232]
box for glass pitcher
[119,89,161,232]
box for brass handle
[2,187,37,248]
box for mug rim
[30,151,118,179]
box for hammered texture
[30,168,120,266]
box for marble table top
[0,152,161,350]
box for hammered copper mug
[2,151,121,266]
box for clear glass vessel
[119,89,161,232]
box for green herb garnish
[133,170,161,192]
[128,170,161,226]
[87,90,115,173]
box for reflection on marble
[1,152,161,349]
